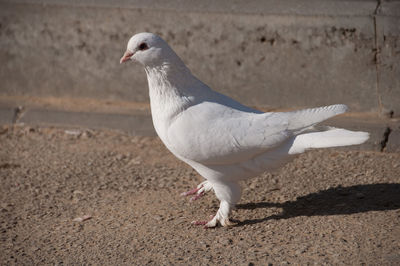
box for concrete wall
[0,0,399,114]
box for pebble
[219,238,233,245]
[73,215,92,222]
[65,129,81,136]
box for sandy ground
[1,124,399,265]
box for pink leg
[189,192,204,201]
[191,220,208,225]
[180,187,200,196]
[180,186,206,201]
[181,181,213,201]
[191,215,215,228]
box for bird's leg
[191,201,236,228]
[192,181,241,227]
[180,180,213,201]
[181,187,201,196]
[207,200,237,227]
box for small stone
[116,154,126,160]
[65,129,81,136]
[73,215,92,222]
[153,215,163,221]
[219,238,233,245]
[73,190,84,195]
[81,130,92,138]
[129,157,142,165]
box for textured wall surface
[0,0,399,114]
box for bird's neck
[145,63,197,135]
[146,61,193,90]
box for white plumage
[120,32,369,227]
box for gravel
[0,124,399,265]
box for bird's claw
[191,215,215,228]
[181,181,213,201]
[180,187,200,197]
[189,192,204,201]
[191,215,236,228]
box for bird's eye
[138,43,148,51]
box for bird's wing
[166,101,291,165]
[167,102,348,165]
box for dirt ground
[1,124,399,265]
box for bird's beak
[120,51,134,64]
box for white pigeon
[120,32,369,227]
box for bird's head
[120,32,181,68]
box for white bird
[120,32,369,227]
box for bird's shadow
[235,183,400,226]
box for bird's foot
[191,219,210,226]
[191,215,236,228]
[191,215,215,228]
[180,181,213,201]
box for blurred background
[0,0,399,115]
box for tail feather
[288,127,369,155]
[286,104,348,132]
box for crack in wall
[373,0,383,115]
[380,126,392,152]
[12,106,25,124]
